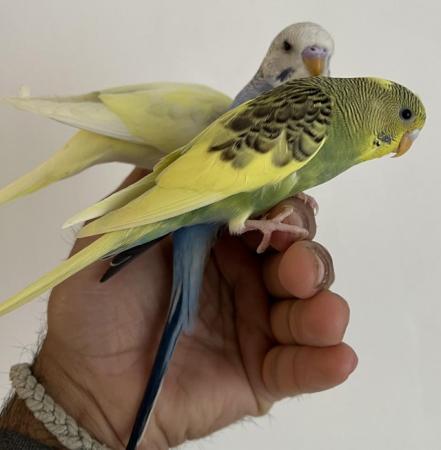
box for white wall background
[0,0,440,449]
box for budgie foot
[294,192,319,215]
[244,206,309,254]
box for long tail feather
[0,226,156,316]
[126,224,218,450]
[0,131,160,206]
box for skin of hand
[32,169,357,450]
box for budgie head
[258,22,334,85]
[354,79,426,161]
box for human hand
[34,169,357,450]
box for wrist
[35,340,170,450]
[33,342,123,449]
[0,390,62,448]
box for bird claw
[294,192,319,215]
[243,206,309,253]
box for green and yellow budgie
[0,78,425,448]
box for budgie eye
[283,40,293,52]
[399,108,413,121]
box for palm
[46,232,274,447]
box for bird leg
[243,206,309,254]
[294,192,319,215]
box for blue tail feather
[125,224,219,450]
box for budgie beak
[394,129,421,157]
[302,46,328,76]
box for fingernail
[306,242,334,290]
[349,352,359,373]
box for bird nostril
[302,46,328,59]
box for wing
[79,80,333,237]
[63,149,184,227]
[3,83,231,150]
[3,90,139,142]
[99,83,231,151]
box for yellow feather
[0,228,149,316]
[64,147,185,227]
[157,129,294,193]
[0,131,157,206]
[63,172,157,227]
[78,186,222,237]
[100,84,231,151]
